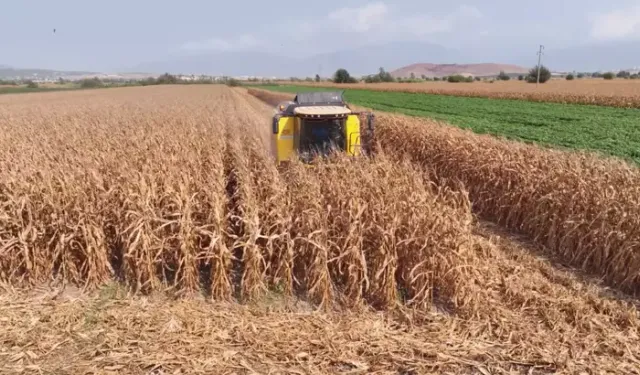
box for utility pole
[536,45,545,87]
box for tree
[518,75,524,81]
[526,65,551,84]
[333,68,356,83]
[497,71,510,81]
[617,70,630,78]
[378,67,395,82]
[156,73,179,85]
[25,80,38,89]
[602,72,615,80]
[225,78,241,86]
[447,75,467,83]
[79,77,104,88]
[363,67,395,83]
[566,74,575,80]
[363,74,381,83]
[315,74,320,82]
[140,77,157,86]
[410,72,416,80]
[577,73,585,79]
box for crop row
[0,86,481,312]
[249,87,640,296]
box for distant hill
[302,42,464,77]
[131,41,465,78]
[392,63,529,78]
[7,38,640,79]
[0,66,155,81]
[0,67,98,80]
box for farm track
[0,86,639,374]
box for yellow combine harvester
[272,91,375,164]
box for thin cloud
[181,34,260,52]
[590,6,640,41]
[402,4,483,36]
[179,2,484,55]
[328,2,389,33]
[304,2,482,39]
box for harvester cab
[271,91,375,164]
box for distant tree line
[327,65,640,85]
[0,79,19,85]
[73,73,223,89]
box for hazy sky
[1,0,639,71]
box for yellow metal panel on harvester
[345,114,361,156]
[275,116,295,163]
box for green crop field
[0,86,74,95]
[256,84,640,164]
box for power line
[536,45,544,87]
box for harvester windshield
[299,118,346,157]
[294,91,344,106]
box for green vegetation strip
[0,86,78,95]
[255,85,640,164]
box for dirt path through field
[229,87,276,158]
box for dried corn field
[1,86,640,374]
[251,88,640,296]
[286,79,640,108]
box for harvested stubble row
[0,86,479,313]
[248,87,640,297]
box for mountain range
[130,42,466,78]
[130,40,640,77]
[391,63,529,78]
[0,66,97,80]
[4,40,640,78]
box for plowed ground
[0,86,639,374]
